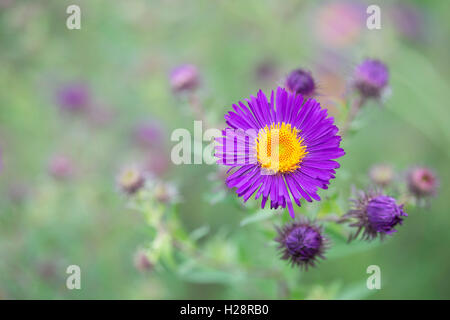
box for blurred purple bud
[391,3,424,42]
[48,154,74,180]
[285,69,316,97]
[316,2,365,47]
[353,59,389,99]
[408,167,439,198]
[133,121,165,150]
[170,64,200,92]
[56,82,91,112]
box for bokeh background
[1,0,450,299]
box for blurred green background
[1,0,450,299]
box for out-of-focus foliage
[1,0,450,299]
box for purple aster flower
[56,82,91,112]
[215,86,345,218]
[353,59,389,99]
[170,64,200,92]
[285,69,316,97]
[345,191,407,241]
[48,154,74,180]
[275,220,328,269]
[407,166,438,198]
[369,164,394,187]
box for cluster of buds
[368,163,439,202]
[275,161,439,270]
[116,165,179,205]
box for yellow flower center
[256,122,307,174]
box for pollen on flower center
[256,122,307,173]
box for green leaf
[240,210,274,227]
[189,225,210,241]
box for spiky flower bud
[275,221,328,269]
[345,191,407,241]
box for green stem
[341,95,366,136]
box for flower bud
[154,181,179,204]
[170,64,200,92]
[353,59,389,99]
[369,164,394,187]
[275,221,327,269]
[285,69,316,97]
[117,166,145,195]
[133,121,164,150]
[345,191,407,241]
[56,82,91,112]
[48,154,74,180]
[407,167,438,198]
